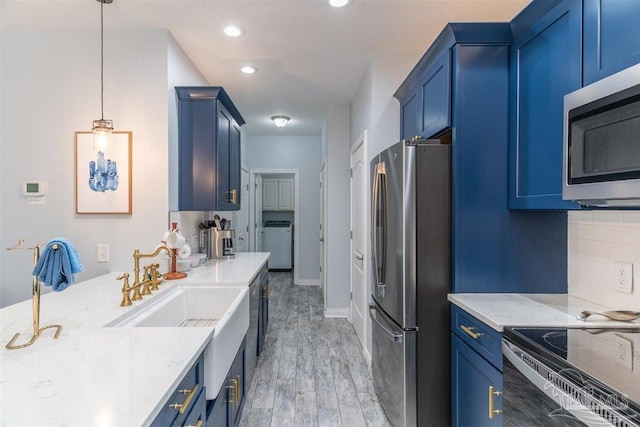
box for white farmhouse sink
[106,284,249,400]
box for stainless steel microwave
[563,63,640,206]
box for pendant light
[92,0,114,152]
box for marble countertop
[0,252,269,427]
[448,293,640,332]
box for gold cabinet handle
[185,420,203,427]
[169,384,198,414]
[235,375,241,408]
[228,189,238,204]
[227,378,238,407]
[488,385,502,419]
[460,325,482,340]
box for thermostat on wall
[23,180,45,204]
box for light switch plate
[97,244,109,263]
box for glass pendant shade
[92,119,113,151]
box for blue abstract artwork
[88,151,119,192]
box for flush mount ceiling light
[92,0,114,152]
[241,65,258,74]
[271,116,290,128]
[329,0,350,7]
[224,25,245,37]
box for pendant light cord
[100,0,104,121]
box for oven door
[503,340,589,427]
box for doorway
[250,169,300,285]
[350,131,368,361]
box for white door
[350,138,366,350]
[235,168,249,252]
[319,166,326,296]
[255,175,263,251]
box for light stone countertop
[448,293,640,332]
[0,252,269,427]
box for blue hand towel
[32,238,84,291]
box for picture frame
[75,131,132,214]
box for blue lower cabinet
[206,336,247,427]
[151,353,205,427]
[452,334,503,427]
[182,387,206,427]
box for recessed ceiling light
[241,65,258,74]
[271,116,290,128]
[329,0,350,7]
[224,25,245,37]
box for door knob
[319,238,324,242]
[356,255,364,261]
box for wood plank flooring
[240,272,391,427]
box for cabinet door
[178,100,217,211]
[228,339,246,427]
[452,335,503,427]
[278,179,294,210]
[182,387,206,427]
[509,0,581,210]
[584,0,640,85]
[420,50,451,139]
[262,179,278,211]
[400,89,420,141]
[228,121,241,210]
[216,106,233,211]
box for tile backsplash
[568,210,640,309]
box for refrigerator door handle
[369,305,403,343]
[371,162,387,297]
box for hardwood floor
[240,272,391,427]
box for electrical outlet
[614,261,633,294]
[614,334,634,371]
[97,244,109,263]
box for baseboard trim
[297,279,319,286]
[324,307,349,318]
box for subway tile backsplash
[568,210,640,309]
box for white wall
[324,104,351,313]
[568,210,640,309]
[247,136,321,282]
[0,29,172,307]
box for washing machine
[262,220,292,269]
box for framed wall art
[75,131,132,214]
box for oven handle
[502,340,614,426]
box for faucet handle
[141,265,152,296]
[117,273,132,307]
[148,263,162,290]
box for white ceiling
[1,0,528,136]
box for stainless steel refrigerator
[370,136,452,427]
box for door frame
[249,168,300,286]
[350,130,370,365]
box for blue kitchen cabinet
[399,90,420,142]
[451,307,503,426]
[397,23,568,294]
[508,0,582,210]
[207,336,246,427]
[584,0,640,85]
[151,353,206,427]
[175,87,245,211]
[397,46,450,141]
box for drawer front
[182,387,206,427]
[151,353,205,426]
[451,306,502,370]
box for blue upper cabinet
[584,0,640,85]
[420,50,451,139]
[175,87,244,211]
[398,51,451,141]
[509,0,582,210]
